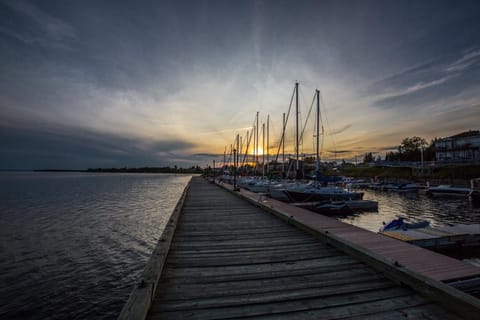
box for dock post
[233,149,238,191]
[212,160,215,183]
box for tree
[363,152,374,163]
[397,136,428,161]
[385,151,399,161]
[423,138,438,161]
[398,136,428,153]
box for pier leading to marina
[223,182,480,283]
[119,176,480,320]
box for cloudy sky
[1,0,479,169]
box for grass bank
[336,164,480,181]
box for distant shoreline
[33,167,204,174]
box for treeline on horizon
[362,131,478,163]
[86,166,203,173]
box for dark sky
[1,0,479,169]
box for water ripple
[0,172,191,319]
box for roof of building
[438,130,480,141]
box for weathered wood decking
[225,184,480,283]
[135,177,480,319]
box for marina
[120,177,480,319]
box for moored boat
[380,217,430,232]
[426,185,471,197]
[283,185,364,202]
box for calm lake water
[1,173,480,319]
[339,189,480,232]
[0,172,191,320]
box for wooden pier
[119,177,480,320]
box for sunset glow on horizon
[1,0,479,169]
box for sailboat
[281,86,363,202]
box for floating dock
[292,199,378,214]
[381,224,480,251]
[119,177,480,320]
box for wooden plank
[149,287,415,320]
[168,245,334,259]
[170,238,319,250]
[167,248,338,264]
[173,229,299,238]
[173,230,312,239]
[160,261,365,284]
[160,255,359,279]
[156,269,385,301]
[152,279,395,312]
[346,303,464,320]
[228,296,443,320]
[167,242,326,256]
[165,254,343,268]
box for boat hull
[283,190,363,202]
[426,189,470,197]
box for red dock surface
[223,182,480,282]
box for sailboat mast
[262,122,265,178]
[256,111,259,176]
[245,131,249,169]
[243,130,251,175]
[295,82,299,174]
[267,114,269,177]
[282,112,285,175]
[236,133,240,179]
[316,89,320,186]
[223,146,226,173]
[252,125,255,175]
[239,135,243,167]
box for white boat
[283,183,364,202]
[384,183,419,193]
[426,185,471,197]
[248,180,271,193]
[237,177,268,193]
[268,181,295,201]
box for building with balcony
[434,130,480,162]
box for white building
[434,130,480,162]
